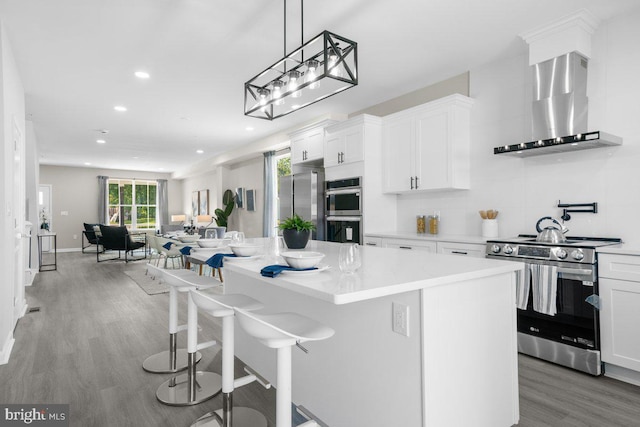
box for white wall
[39,165,182,250]
[180,168,218,224]
[0,22,25,364]
[395,10,640,245]
[25,121,39,272]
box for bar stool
[143,265,206,374]
[234,308,335,427]
[189,290,269,427]
[152,268,224,406]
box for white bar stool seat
[143,265,206,374]
[149,265,224,407]
[234,308,335,427]
[189,290,268,427]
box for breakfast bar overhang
[220,240,522,427]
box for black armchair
[97,225,147,262]
[82,223,103,253]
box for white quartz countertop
[219,239,522,305]
[365,231,489,244]
[597,245,640,256]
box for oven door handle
[556,267,593,276]
[325,188,361,196]
[326,216,362,222]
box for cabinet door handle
[341,152,345,163]
[410,177,414,190]
[338,152,341,164]
[399,246,412,249]
[365,242,377,246]
[415,176,419,189]
[451,251,468,255]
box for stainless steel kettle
[535,217,569,243]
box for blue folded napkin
[162,242,173,250]
[206,253,236,269]
[260,264,317,278]
[179,245,192,255]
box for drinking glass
[266,235,285,259]
[231,232,245,244]
[339,243,361,273]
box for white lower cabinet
[436,241,485,258]
[383,238,437,252]
[363,236,382,247]
[599,253,640,373]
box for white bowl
[281,251,325,269]
[229,243,261,257]
[197,239,223,248]
[177,235,200,243]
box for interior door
[12,118,26,324]
[38,185,52,251]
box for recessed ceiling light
[96,139,106,144]
[246,126,254,131]
[132,156,139,159]
[134,71,150,79]
[196,149,204,154]
[114,105,127,112]
[158,168,165,171]
[84,162,91,166]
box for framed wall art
[246,189,256,212]
[235,187,244,209]
[191,191,199,217]
[199,189,209,215]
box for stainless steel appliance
[278,169,324,241]
[325,177,362,244]
[486,235,622,375]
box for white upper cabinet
[291,126,324,164]
[324,116,376,168]
[382,94,474,193]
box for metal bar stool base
[142,350,202,374]
[190,407,267,427]
[156,372,222,406]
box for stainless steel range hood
[494,52,622,156]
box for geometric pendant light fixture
[244,1,358,120]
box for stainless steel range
[486,234,622,375]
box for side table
[38,231,57,272]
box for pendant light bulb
[288,70,302,98]
[258,88,270,111]
[329,46,343,77]
[272,80,285,106]
[305,59,320,90]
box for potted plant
[213,189,235,229]
[279,214,315,249]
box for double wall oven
[486,235,621,375]
[325,177,362,244]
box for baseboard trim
[58,248,81,253]
[25,268,38,286]
[604,363,640,387]
[0,331,15,365]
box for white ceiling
[1,0,638,174]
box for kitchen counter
[597,245,640,256]
[221,240,519,304]
[222,239,521,427]
[365,231,489,244]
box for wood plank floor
[2,252,640,427]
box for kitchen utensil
[479,210,487,219]
[535,217,568,243]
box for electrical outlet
[72,234,78,240]
[392,302,409,336]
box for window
[107,179,157,229]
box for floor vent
[28,307,41,313]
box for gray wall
[39,165,182,250]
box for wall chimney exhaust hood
[494,11,622,157]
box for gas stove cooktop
[486,235,622,264]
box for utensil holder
[482,219,498,238]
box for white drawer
[363,236,382,247]
[383,238,437,252]
[599,254,640,282]
[437,241,485,258]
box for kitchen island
[221,240,522,427]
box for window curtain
[97,175,108,224]
[157,179,169,228]
[263,150,277,237]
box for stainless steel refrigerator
[278,169,325,241]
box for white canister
[482,219,498,238]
